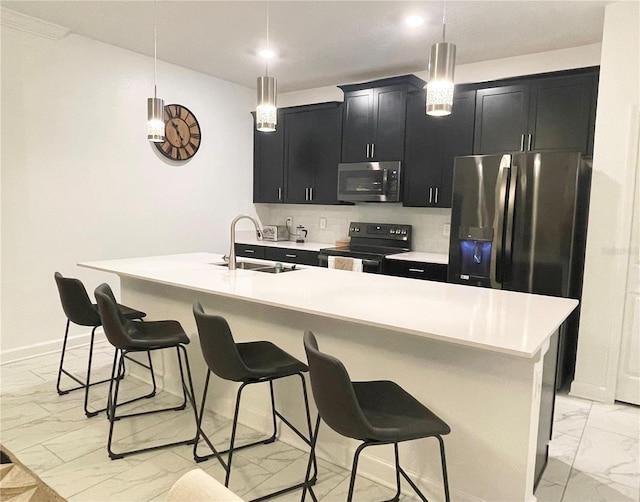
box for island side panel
[119,276,546,501]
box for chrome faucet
[228,214,262,270]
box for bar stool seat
[54,272,152,417]
[192,302,317,502]
[302,330,451,502]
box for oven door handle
[362,259,381,266]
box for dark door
[285,103,342,204]
[529,74,597,155]
[341,89,374,162]
[253,110,285,203]
[403,89,476,207]
[474,84,530,154]
[373,85,408,161]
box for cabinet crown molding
[0,8,70,40]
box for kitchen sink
[210,261,298,273]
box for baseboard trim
[569,379,614,403]
[0,331,100,365]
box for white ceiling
[2,1,607,93]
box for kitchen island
[80,252,578,502]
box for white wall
[0,18,256,360]
[571,1,640,402]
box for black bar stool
[192,302,317,502]
[95,283,199,459]
[54,272,152,417]
[302,330,451,502]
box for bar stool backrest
[95,283,138,351]
[303,330,371,440]
[54,272,101,327]
[193,302,249,382]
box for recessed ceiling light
[405,15,424,27]
[259,48,275,60]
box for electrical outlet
[443,224,451,237]
[285,217,293,227]
[319,217,327,229]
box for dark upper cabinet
[253,110,285,203]
[253,103,342,205]
[403,88,476,208]
[474,68,598,156]
[339,75,425,163]
[285,102,343,204]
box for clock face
[155,104,201,161]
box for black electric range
[318,222,412,273]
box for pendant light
[147,0,165,142]
[426,1,456,116]
[256,3,277,132]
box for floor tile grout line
[559,399,593,502]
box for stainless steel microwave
[337,161,402,202]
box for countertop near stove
[386,251,449,264]
[235,230,331,252]
[79,252,576,359]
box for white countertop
[386,251,449,264]
[79,252,577,359]
[235,231,330,252]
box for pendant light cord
[154,0,158,99]
[265,2,270,76]
[442,0,446,42]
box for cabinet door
[474,84,530,154]
[529,74,597,155]
[403,89,475,208]
[285,104,342,204]
[285,110,315,203]
[341,89,374,162]
[373,85,408,161]
[253,110,285,203]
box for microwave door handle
[382,169,388,194]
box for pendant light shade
[147,95,165,142]
[426,42,456,116]
[256,76,277,132]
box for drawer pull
[408,268,425,273]
[285,254,297,258]
[244,249,255,254]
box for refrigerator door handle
[503,162,518,281]
[491,155,512,288]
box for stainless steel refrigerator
[447,151,592,388]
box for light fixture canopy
[147,0,165,142]
[256,76,277,132]
[426,1,456,117]
[256,3,277,132]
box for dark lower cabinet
[403,88,476,208]
[234,244,266,260]
[383,259,448,282]
[264,247,319,266]
[473,68,598,156]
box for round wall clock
[155,104,201,161]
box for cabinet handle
[277,187,282,201]
[428,187,433,203]
[371,143,375,158]
[434,187,439,204]
[304,188,309,201]
[520,134,526,151]
[285,254,297,258]
[408,268,425,273]
[527,134,533,151]
[309,187,314,201]
[244,249,255,254]
[366,143,370,158]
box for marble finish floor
[1,343,638,502]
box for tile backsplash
[255,203,452,253]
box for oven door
[337,162,401,202]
